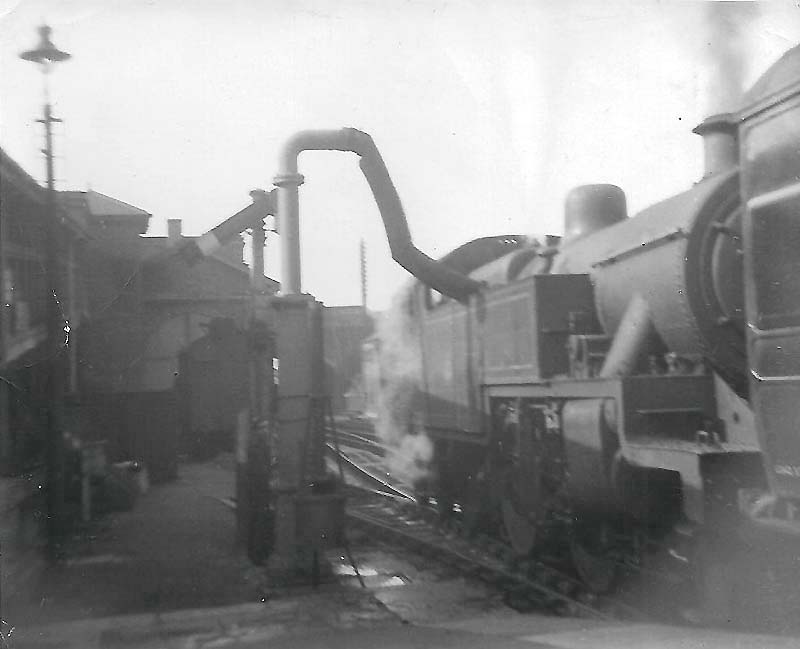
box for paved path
[7,457,262,629]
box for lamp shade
[20,25,70,64]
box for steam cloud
[700,2,760,115]
[368,290,433,487]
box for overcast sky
[2,0,800,310]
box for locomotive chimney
[168,218,182,243]
[563,184,627,243]
[693,113,738,179]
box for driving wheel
[570,519,619,594]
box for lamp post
[20,24,71,562]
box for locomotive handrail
[274,128,483,301]
[750,370,800,383]
[746,181,800,210]
[591,228,688,269]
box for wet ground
[333,527,511,624]
[8,455,800,648]
[332,436,800,638]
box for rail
[327,420,652,623]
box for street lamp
[20,25,70,195]
[20,24,71,563]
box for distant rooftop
[84,191,151,219]
[61,190,151,236]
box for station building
[0,146,277,598]
[1,144,376,601]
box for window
[751,195,800,330]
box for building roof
[1,147,89,234]
[0,147,42,202]
[61,189,278,292]
[84,191,152,218]
[60,190,151,235]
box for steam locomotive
[378,43,800,599]
[246,42,798,612]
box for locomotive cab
[740,44,800,510]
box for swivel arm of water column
[180,189,276,264]
[273,128,483,302]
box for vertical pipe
[359,238,367,310]
[274,173,304,295]
[235,408,250,550]
[251,222,265,285]
[250,222,266,420]
[239,217,266,551]
[309,301,326,481]
[273,128,480,302]
[268,295,312,575]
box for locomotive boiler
[268,42,800,606]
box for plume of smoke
[385,431,433,487]
[700,2,760,115]
[367,289,433,486]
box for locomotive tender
[374,43,800,593]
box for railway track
[347,493,652,622]
[325,422,656,624]
[324,441,413,500]
[327,427,385,455]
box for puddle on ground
[333,560,411,587]
[377,574,410,587]
[333,563,379,577]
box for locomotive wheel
[498,404,542,556]
[431,441,457,521]
[459,456,506,536]
[460,471,491,536]
[501,459,540,555]
[502,497,537,555]
[570,520,619,594]
[500,450,541,555]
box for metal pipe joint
[274,128,481,301]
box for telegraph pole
[20,25,71,563]
[359,238,367,310]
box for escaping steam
[700,2,760,115]
[365,289,433,486]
